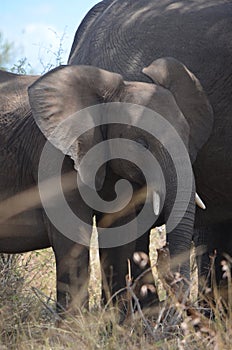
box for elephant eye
[136,138,149,150]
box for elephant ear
[143,57,213,162]
[28,65,124,189]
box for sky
[1,0,99,73]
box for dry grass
[0,228,232,349]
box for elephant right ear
[143,57,214,163]
[28,65,124,189]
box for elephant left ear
[143,57,214,162]
[28,64,124,190]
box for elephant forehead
[124,81,160,101]
[123,81,175,113]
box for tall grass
[0,228,231,349]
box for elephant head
[28,58,213,215]
[105,57,213,216]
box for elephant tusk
[153,190,160,215]
[195,193,206,210]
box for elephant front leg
[99,241,137,323]
[46,222,91,315]
[54,240,90,314]
[96,209,137,312]
[48,185,93,314]
[99,242,136,303]
[193,225,211,291]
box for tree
[0,31,15,70]
[0,31,33,74]
[0,30,66,74]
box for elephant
[1,0,231,315]
[68,0,232,292]
[0,55,212,315]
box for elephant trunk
[166,184,196,283]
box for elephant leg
[194,222,232,311]
[209,223,232,285]
[96,209,137,305]
[195,223,232,288]
[53,234,90,314]
[193,226,212,290]
[99,241,136,304]
[47,188,93,314]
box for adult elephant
[0,56,211,314]
[68,0,232,290]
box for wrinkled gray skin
[0,56,212,314]
[68,0,232,289]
